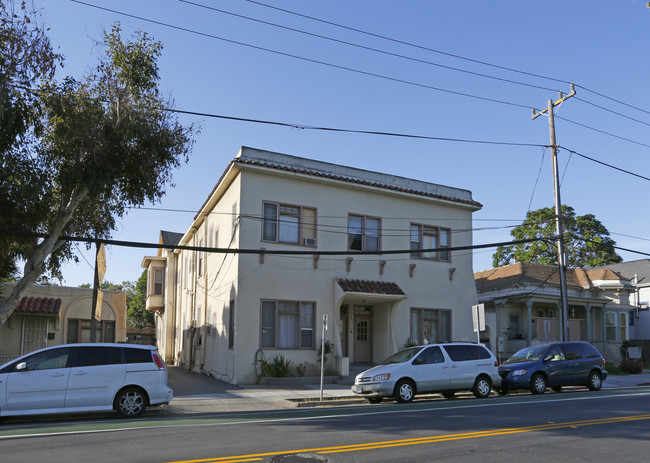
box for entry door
[353,306,372,363]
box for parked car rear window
[70,346,123,367]
[442,344,491,361]
[124,347,153,364]
[563,342,601,360]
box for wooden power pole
[532,83,576,343]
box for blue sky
[34,0,650,286]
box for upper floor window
[262,201,316,245]
[348,215,380,251]
[198,239,204,277]
[152,268,164,295]
[410,224,451,261]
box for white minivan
[351,342,501,403]
[0,343,173,418]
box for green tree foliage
[492,205,622,268]
[81,274,152,328]
[128,270,154,328]
[0,17,195,327]
[1,1,62,283]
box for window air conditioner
[304,237,317,246]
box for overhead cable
[70,0,534,110]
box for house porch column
[526,298,533,346]
[586,304,592,343]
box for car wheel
[552,386,563,393]
[442,392,455,400]
[587,371,602,391]
[366,397,382,404]
[530,373,547,395]
[115,387,147,418]
[394,379,415,403]
[473,376,492,399]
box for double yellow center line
[166,413,650,463]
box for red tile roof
[14,297,61,315]
[195,149,482,220]
[337,279,405,295]
[474,262,629,292]
[234,157,483,208]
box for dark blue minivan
[498,342,608,395]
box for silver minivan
[351,342,501,403]
[0,343,173,418]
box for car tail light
[152,351,166,370]
[601,357,606,368]
[494,360,499,367]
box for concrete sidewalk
[163,366,650,415]
[165,366,356,414]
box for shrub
[402,338,418,349]
[317,339,334,364]
[261,354,292,377]
[619,359,643,374]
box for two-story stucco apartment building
[142,147,483,385]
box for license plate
[352,385,362,393]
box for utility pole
[532,83,576,343]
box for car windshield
[380,347,422,365]
[504,345,548,364]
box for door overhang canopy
[336,279,407,305]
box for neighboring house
[474,262,634,363]
[603,259,650,354]
[0,284,127,364]
[142,146,483,385]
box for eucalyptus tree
[0,20,196,326]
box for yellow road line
[164,413,650,463]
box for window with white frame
[198,239,204,277]
[410,308,451,344]
[152,268,164,295]
[262,201,316,245]
[410,224,451,261]
[619,312,627,341]
[348,215,380,251]
[606,312,617,341]
[261,300,315,348]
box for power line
[555,115,650,149]
[559,146,650,182]
[574,97,650,129]
[166,108,545,147]
[245,0,570,86]
[10,227,650,259]
[575,84,650,118]
[179,0,561,94]
[246,0,650,127]
[1,228,554,256]
[71,2,650,149]
[70,0,535,110]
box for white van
[351,342,501,403]
[0,343,173,418]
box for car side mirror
[15,362,27,371]
[543,355,553,362]
[412,357,425,365]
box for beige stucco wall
[159,157,480,384]
[0,284,127,361]
[232,169,478,383]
